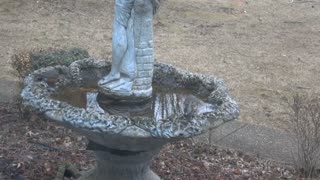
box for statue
[98,0,161,101]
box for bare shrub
[10,47,89,80]
[10,50,33,80]
[288,94,320,178]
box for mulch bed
[0,103,297,180]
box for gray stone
[22,58,239,140]
[78,148,161,180]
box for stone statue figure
[98,0,161,101]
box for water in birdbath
[52,84,216,121]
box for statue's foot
[100,78,133,96]
[105,78,132,90]
[98,73,120,86]
[112,81,133,96]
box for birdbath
[21,1,239,180]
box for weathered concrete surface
[0,79,19,103]
[196,121,296,164]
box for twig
[213,124,248,144]
[28,140,61,152]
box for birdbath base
[79,143,161,180]
[98,86,153,103]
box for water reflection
[53,86,216,121]
[97,92,215,121]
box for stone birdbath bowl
[21,58,239,180]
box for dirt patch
[0,103,94,179]
[1,0,320,129]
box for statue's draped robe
[114,0,155,96]
[115,0,135,28]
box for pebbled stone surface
[21,58,239,142]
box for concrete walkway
[196,121,296,164]
[0,79,19,103]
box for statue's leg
[102,13,136,93]
[120,13,136,82]
[106,14,136,93]
[98,20,128,86]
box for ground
[0,0,319,179]
[0,103,297,179]
[1,0,320,129]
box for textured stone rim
[21,58,239,139]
